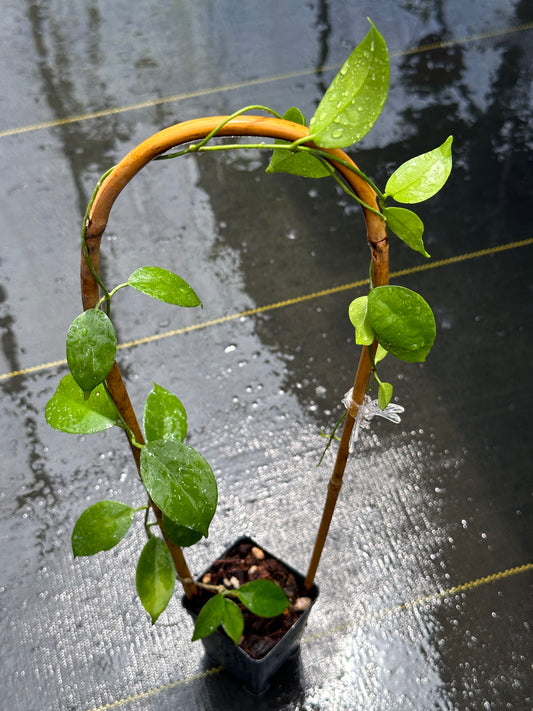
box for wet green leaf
[72,500,134,556]
[384,136,453,203]
[161,514,202,547]
[367,285,436,362]
[378,381,393,410]
[266,107,332,178]
[140,440,217,537]
[222,598,244,645]
[191,593,225,641]
[143,383,187,443]
[236,580,289,617]
[66,309,117,393]
[128,266,201,307]
[383,206,429,257]
[136,537,176,624]
[45,374,119,434]
[374,343,388,364]
[348,295,375,345]
[309,20,389,148]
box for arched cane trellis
[81,115,389,596]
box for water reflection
[314,0,332,97]
[0,283,19,379]
[3,0,117,524]
[396,3,533,239]
[402,33,465,94]
[1,0,132,595]
[194,146,366,417]
[27,0,121,214]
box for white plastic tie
[342,390,405,452]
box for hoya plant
[46,20,452,642]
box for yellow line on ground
[85,561,532,710]
[1,23,532,139]
[391,237,533,277]
[307,562,533,641]
[1,237,531,383]
[394,21,533,57]
[0,70,309,138]
[86,666,223,711]
[0,358,70,381]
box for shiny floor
[1,2,532,710]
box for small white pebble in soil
[251,546,265,559]
[202,573,212,584]
[248,565,258,574]
[229,576,240,589]
[292,597,312,612]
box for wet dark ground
[1,1,532,709]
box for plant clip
[342,391,405,451]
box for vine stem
[81,114,388,597]
[81,166,114,298]
[160,140,384,218]
[176,574,228,595]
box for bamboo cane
[80,115,389,597]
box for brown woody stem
[303,238,388,591]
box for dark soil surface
[185,540,313,659]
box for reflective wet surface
[1,2,532,710]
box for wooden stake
[80,115,388,598]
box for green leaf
[136,537,176,624]
[72,500,134,556]
[384,136,453,203]
[367,285,436,363]
[309,20,389,148]
[143,383,187,443]
[66,309,117,393]
[222,598,245,645]
[266,107,332,178]
[140,440,217,537]
[45,374,119,434]
[348,295,375,345]
[374,344,388,364]
[236,580,289,618]
[383,206,429,257]
[191,593,225,641]
[161,514,202,547]
[128,267,201,307]
[378,381,393,410]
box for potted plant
[45,19,452,693]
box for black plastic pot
[183,536,319,694]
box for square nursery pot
[182,536,319,694]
